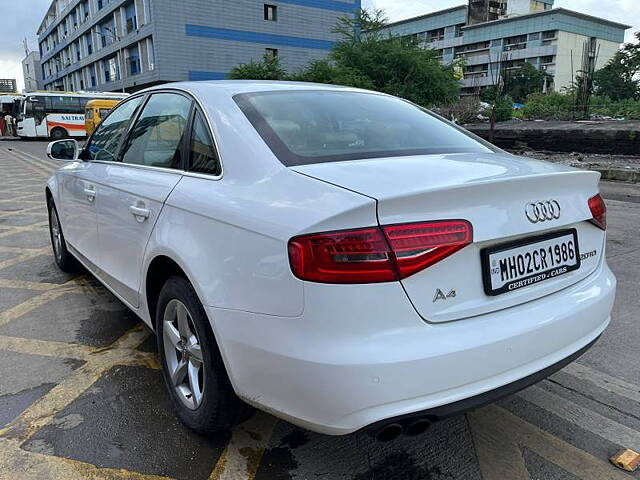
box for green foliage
[227,8,460,107]
[520,92,640,120]
[326,10,460,106]
[228,54,287,80]
[521,92,574,120]
[504,63,552,103]
[593,32,640,101]
[480,86,499,103]
[487,95,514,122]
[289,60,374,89]
[593,52,639,101]
[478,87,512,122]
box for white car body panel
[292,154,604,322]
[93,162,181,307]
[57,161,100,262]
[147,170,376,317]
[45,81,616,435]
[208,257,614,434]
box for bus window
[18,93,128,139]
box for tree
[289,60,374,89]
[503,63,552,103]
[227,8,460,107]
[228,54,287,80]
[326,9,460,106]
[593,32,640,101]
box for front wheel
[48,201,77,272]
[50,127,67,140]
[156,276,245,434]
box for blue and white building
[378,0,629,94]
[37,0,360,92]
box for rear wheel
[48,201,77,272]
[50,127,67,140]
[156,276,245,434]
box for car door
[59,96,144,265]
[94,92,192,308]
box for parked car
[45,81,616,440]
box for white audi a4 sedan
[45,81,616,441]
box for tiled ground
[1,141,639,480]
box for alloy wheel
[162,299,205,410]
[50,208,63,262]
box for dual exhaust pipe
[373,418,432,442]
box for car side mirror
[47,139,79,162]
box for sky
[1,0,638,92]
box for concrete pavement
[0,140,639,480]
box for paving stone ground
[1,140,639,480]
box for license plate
[481,229,581,296]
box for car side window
[86,96,144,161]
[189,110,221,176]
[120,93,192,169]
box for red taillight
[382,220,473,278]
[588,194,607,230]
[288,220,472,284]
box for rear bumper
[208,260,616,435]
[363,333,599,434]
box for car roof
[138,80,380,98]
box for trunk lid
[292,152,605,322]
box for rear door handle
[129,205,150,221]
[84,187,96,202]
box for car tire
[48,200,77,272]
[156,276,246,434]
[50,127,67,140]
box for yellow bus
[85,98,123,135]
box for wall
[553,31,620,90]
[151,0,359,81]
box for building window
[125,3,137,33]
[147,38,155,70]
[264,4,277,21]
[265,48,278,58]
[105,56,119,82]
[128,45,141,76]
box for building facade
[37,0,360,93]
[0,79,18,94]
[378,1,628,94]
[22,52,44,92]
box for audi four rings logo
[525,200,561,223]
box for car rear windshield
[234,90,493,166]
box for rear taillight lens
[588,194,606,230]
[288,220,472,284]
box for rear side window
[189,111,221,176]
[234,91,493,166]
[87,96,144,161]
[120,93,192,169]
